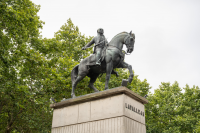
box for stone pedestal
[50,86,148,133]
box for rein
[108,45,131,55]
[123,50,131,55]
[85,40,106,49]
[107,44,121,51]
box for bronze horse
[71,31,135,98]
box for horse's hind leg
[71,74,86,98]
[105,61,113,90]
[111,69,119,77]
[88,74,100,92]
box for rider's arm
[85,37,95,47]
[82,37,95,50]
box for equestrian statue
[71,28,135,98]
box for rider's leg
[95,49,102,65]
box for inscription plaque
[125,103,145,116]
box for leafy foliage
[146,82,200,133]
[0,0,49,132]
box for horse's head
[124,31,135,53]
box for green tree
[178,85,200,132]
[0,0,51,132]
[145,82,182,133]
[145,82,200,133]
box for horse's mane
[111,32,127,40]
[110,31,135,42]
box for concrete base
[50,86,148,133]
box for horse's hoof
[116,73,119,77]
[94,89,99,92]
[105,87,109,90]
[71,94,76,98]
[88,84,99,92]
[128,78,133,83]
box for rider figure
[82,28,119,77]
[82,28,108,65]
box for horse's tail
[71,64,79,85]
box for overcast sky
[32,0,200,92]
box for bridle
[123,34,134,55]
[108,33,134,55]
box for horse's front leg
[121,62,134,83]
[105,61,113,90]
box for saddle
[85,54,96,66]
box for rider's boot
[96,51,101,65]
[96,59,101,65]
